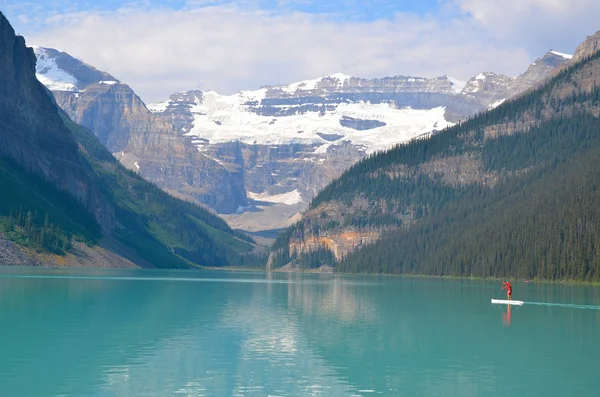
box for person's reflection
[503,305,512,327]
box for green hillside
[0,12,259,268]
[0,113,259,268]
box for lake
[0,268,598,396]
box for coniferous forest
[271,50,600,282]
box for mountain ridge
[267,35,600,281]
[33,44,570,232]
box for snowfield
[155,88,454,154]
[32,46,79,92]
[248,189,303,205]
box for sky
[2,0,600,103]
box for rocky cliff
[0,20,114,233]
[0,12,256,268]
[572,31,600,63]
[34,47,247,213]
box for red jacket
[502,282,512,293]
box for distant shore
[202,265,600,285]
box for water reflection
[285,273,377,323]
[503,305,512,327]
[0,269,598,396]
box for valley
[32,46,570,238]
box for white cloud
[18,1,599,103]
[452,0,600,53]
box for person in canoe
[501,281,512,300]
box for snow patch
[475,73,487,81]
[248,189,303,205]
[147,100,171,113]
[201,152,225,166]
[240,88,267,102]
[488,98,506,109]
[183,90,453,154]
[327,73,352,88]
[447,76,467,94]
[279,73,352,93]
[550,50,573,60]
[33,46,78,92]
[99,80,118,85]
[134,161,140,170]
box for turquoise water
[0,268,598,396]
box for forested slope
[270,32,600,281]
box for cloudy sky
[3,0,600,103]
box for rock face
[0,12,255,269]
[33,47,247,213]
[572,31,600,63]
[0,21,114,233]
[510,51,574,96]
[148,58,568,229]
[33,45,569,229]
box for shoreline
[1,263,598,286]
[202,266,600,286]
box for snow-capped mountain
[33,46,119,92]
[149,81,456,155]
[147,54,569,232]
[148,56,570,158]
[32,46,248,214]
[33,45,571,231]
[148,73,490,159]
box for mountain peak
[572,30,600,63]
[270,73,354,95]
[445,76,467,94]
[325,72,353,80]
[32,46,118,92]
[548,50,573,60]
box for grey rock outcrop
[572,30,600,63]
[34,48,247,214]
[0,18,114,233]
[509,51,574,98]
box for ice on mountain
[550,50,573,60]
[147,100,171,113]
[32,46,79,92]
[247,189,303,205]
[488,98,506,109]
[177,86,453,154]
[447,76,467,94]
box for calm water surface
[0,268,598,396]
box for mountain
[148,54,569,231]
[0,13,258,268]
[33,46,569,233]
[268,32,600,282]
[33,47,247,214]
